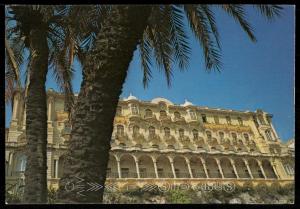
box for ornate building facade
[5,89,294,190]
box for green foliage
[5,183,24,203]
[166,189,192,203]
[47,187,58,203]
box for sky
[5,5,295,141]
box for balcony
[203,123,252,133]
[158,172,174,178]
[107,172,119,178]
[173,116,186,124]
[121,172,138,178]
[159,115,172,123]
[178,136,191,149]
[175,172,191,178]
[144,114,158,122]
[140,172,156,178]
[192,172,207,178]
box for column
[12,93,20,121]
[22,108,26,129]
[200,158,209,178]
[48,97,53,123]
[135,159,140,179]
[258,161,267,179]
[170,159,176,178]
[117,159,121,178]
[8,152,14,176]
[55,159,59,178]
[244,159,253,179]
[153,159,159,178]
[230,159,239,179]
[271,162,280,179]
[186,159,193,178]
[216,159,224,179]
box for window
[258,115,266,125]
[164,127,170,137]
[121,168,129,178]
[189,111,197,120]
[243,133,249,142]
[131,104,139,115]
[107,168,111,177]
[284,164,294,175]
[160,110,167,117]
[179,129,184,138]
[231,133,237,139]
[53,159,57,178]
[157,168,164,177]
[116,106,122,115]
[265,130,273,141]
[174,111,181,119]
[219,132,224,140]
[237,117,243,126]
[213,115,219,124]
[266,116,271,125]
[226,116,231,125]
[133,125,139,135]
[116,125,124,136]
[201,114,207,123]
[145,109,153,117]
[149,126,155,136]
[206,131,212,140]
[192,129,198,140]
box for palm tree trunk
[23,28,49,203]
[57,6,152,203]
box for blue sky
[5,5,295,141]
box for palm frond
[184,5,221,71]
[167,5,191,71]
[139,28,153,88]
[221,4,257,42]
[255,5,283,19]
[199,5,221,48]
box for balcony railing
[158,172,174,178]
[175,172,191,178]
[140,172,157,178]
[192,172,207,178]
[121,172,138,178]
[107,172,119,178]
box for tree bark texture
[57,6,152,203]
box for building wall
[5,89,294,190]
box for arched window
[219,132,224,140]
[206,131,212,140]
[130,104,139,115]
[265,130,273,141]
[145,109,153,117]
[149,126,155,136]
[237,117,243,126]
[116,125,124,136]
[133,125,139,135]
[201,114,207,123]
[164,127,170,137]
[116,106,122,115]
[231,132,237,144]
[243,133,249,142]
[192,129,198,140]
[258,115,266,125]
[174,111,181,119]
[226,116,231,125]
[231,132,237,140]
[179,129,184,138]
[160,110,167,117]
[214,115,219,124]
[189,110,197,120]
